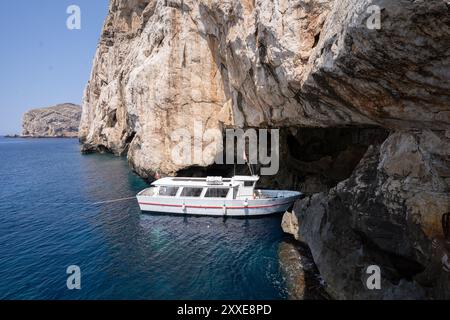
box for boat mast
[243,149,254,176]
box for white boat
[136,176,302,217]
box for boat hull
[136,191,302,217]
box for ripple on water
[0,138,288,300]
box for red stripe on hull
[138,201,294,209]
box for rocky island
[21,103,81,138]
[79,0,450,299]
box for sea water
[0,138,288,299]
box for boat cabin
[142,176,260,200]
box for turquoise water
[0,138,288,300]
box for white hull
[137,190,301,217]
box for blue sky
[0,0,109,135]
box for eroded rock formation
[80,0,450,176]
[80,0,450,299]
[284,130,450,299]
[22,103,81,138]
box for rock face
[80,0,450,176]
[80,0,450,299]
[22,103,81,138]
[286,130,450,299]
[278,240,330,300]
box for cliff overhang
[79,0,450,299]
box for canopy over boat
[151,175,260,188]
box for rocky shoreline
[282,130,450,299]
[278,239,332,300]
[77,0,450,299]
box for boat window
[142,187,158,196]
[158,186,179,197]
[244,181,254,187]
[180,187,203,197]
[205,188,229,198]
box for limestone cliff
[80,0,450,299]
[80,0,450,175]
[22,103,81,138]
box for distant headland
[5,103,81,138]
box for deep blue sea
[0,138,288,300]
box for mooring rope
[91,196,136,205]
[33,196,136,206]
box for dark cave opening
[312,32,321,48]
[175,126,389,194]
[176,164,237,178]
[106,110,118,128]
[280,126,389,194]
[125,131,136,144]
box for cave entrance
[278,126,389,194]
[175,126,389,194]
